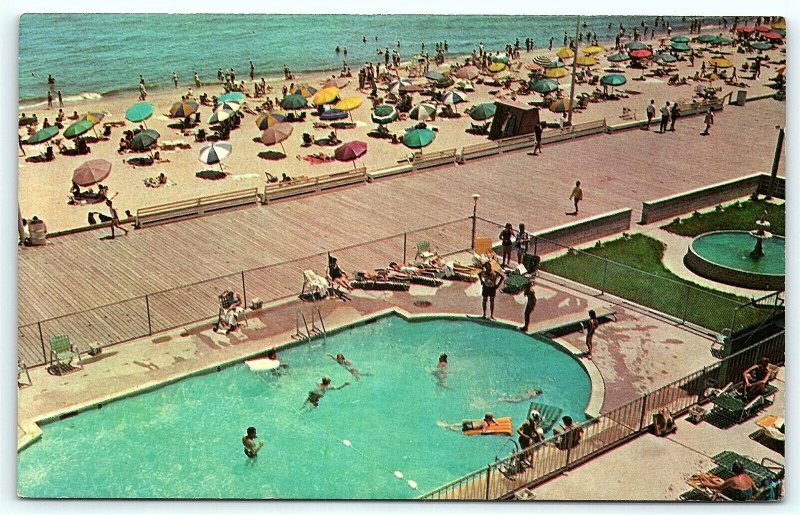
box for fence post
[484,465,492,500]
[728,305,739,337]
[37,321,46,364]
[403,232,407,264]
[638,392,649,431]
[145,294,153,336]
[241,271,248,309]
[600,260,609,294]
[681,284,692,324]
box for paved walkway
[18,99,785,326]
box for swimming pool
[18,315,592,499]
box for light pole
[471,193,480,250]
[567,16,581,126]
[766,125,784,200]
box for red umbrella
[763,32,784,41]
[737,26,756,33]
[72,159,112,186]
[630,49,653,59]
[334,140,368,168]
[754,25,771,32]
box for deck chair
[712,451,784,485]
[18,359,32,387]
[301,270,331,300]
[218,291,247,328]
[527,402,563,433]
[710,384,778,424]
[49,335,83,371]
[415,240,437,261]
[474,236,493,256]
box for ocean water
[18,316,592,499]
[18,13,711,103]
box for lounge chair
[711,451,783,485]
[49,335,83,372]
[710,384,778,424]
[218,291,247,328]
[527,402,563,433]
[301,270,331,300]
[415,240,437,261]
[18,359,32,387]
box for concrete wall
[531,208,632,256]
[757,174,786,200]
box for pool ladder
[293,306,327,345]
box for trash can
[28,219,47,246]
[735,90,747,106]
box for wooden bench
[135,188,260,228]
[497,133,537,153]
[368,163,414,180]
[461,141,500,161]
[412,148,457,170]
[262,168,367,204]
[676,99,723,117]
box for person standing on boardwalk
[568,181,583,215]
[105,199,129,239]
[645,99,655,129]
[531,121,544,155]
[669,102,680,132]
[583,310,599,360]
[499,223,514,267]
[479,262,504,320]
[520,281,537,332]
[659,101,670,133]
[701,108,714,135]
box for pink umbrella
[72,159,112,186]
[737,26,756,33]
[754,25,771,32]
[763,32,784,41]
[261,123,294,154]
[334,140,368,168]
[630,49,653,59]
[454,65,480,80]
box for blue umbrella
[320,109,348,121]
[218,91,245,103]
[125,102,154,123]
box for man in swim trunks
[743,356,772,399]
[479,262,504,320]
[584,309,599,360]
[304,376,350,409]
[242,426,264,458]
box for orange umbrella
[260,123,293,153]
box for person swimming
[327,353,362,380]
[498,388,543,403]
[303,376,350,409]
[433,353,448,387]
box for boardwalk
[18,99,785,326]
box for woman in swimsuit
[327,353,362,380]
[327,256,352,291]
[479,262,504,320]
[584,310,599,360]
[499,223,514,267]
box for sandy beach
[18,27,784,233]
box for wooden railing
[262,167,367,204]
[411,148,458,170]
[135,188,260,228]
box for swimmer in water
[242,426,264,458]
[433,353,448,387]
[327,353,362,380]
[438,413,498,433]
[266,348,289,374]
[303,376,350,410]
[498,388,543,403]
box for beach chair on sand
[414,240,437,261]
[710,384,778,424]
[49,335,83,372]
[301,270,331,300]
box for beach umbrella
[290,84,318,97]
[335,96,363,111]
[556,47,574,59]
[524,62,543,71]
[488,62,507,73]
[433,76,454,88]
[388,78,413,95]
[708,58,733,69]
[712,36,733,45]
[323,77,350,89]
[491,54,510,64]
[751,42,773,51]
[63,119,95,139]
[544,60,566,68]
[755,25,771,32]
[208,108,235,124]
[575,55,597,66]
[320,109,348,121]
[260,123,293,153]
[653,53,678,64]
[600,74,627,86]
[544,67,568,79]
[549,99,571,113]
[198,142,232,169]
[402,128,435,148]
[627,41,648,50]
[72,159,111,186]
[281,94,307,110]
[125,102,153,123]
[215,100,241,113]
[583,45,605,55]
[533,55,551,66]
[371,104,398,124]
[670,42,692,52]
[771,19,786,30]
[607,51,630,62]
[454,65,480,80]
[26,125,59,145]
[737,26,756,33]
[313,87,340,106]
[255,111,286,130]
[670,35,690,43]
[695,34,718,43]
[763,32,784,41]
[129,129,160,151]
[468,102,497,121]
[409,103,436,121]
[630,49,653,59]
[443,90,468,105]
[80,112,106,125]
[334,140,368,166]
[425,71,447,82]
[532,78,559,94]
[218,91,245,103]
[455,79,475,91]
[169,100,199,118]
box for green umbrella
[670,35,690,43]
[544,60,566,68]
[218,91,245,103]
[653,53,678,64]
[26,125,59,144]
[695,34,718,43]
[532,78,559,94]
[371,104,398,124]
[281,93,307,110]
[713,36,733,45]
[63,118,95,139]
[751,42,773,51]
[409,103,437,121]
[607,52,630,62]
[125,102,154,123]
[402,128,436,148]
[434,76,454,88]
[670,42,692,52]
[491,54,510,64]
[627,41,648,50]
[129,129,160,151]
[600,74,627,86]
[468,102,497,121]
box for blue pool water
[18,316,591,499]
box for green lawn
[661,200,785,237]
[540,234,768,333]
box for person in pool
[303,376,350,409]
[463,413,498,432]
[265,348,289,374]
[327,353,362,380]
[434,353,448,387]
[242,426,264,458]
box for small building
[489,100,540,140]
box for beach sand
[18,30,784,233]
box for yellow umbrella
[708,58,733,69]
[771,20,786,30]
[575,55,598,66]
[549,99,571,112]
[312,86,340,106]
[556,47,574,59]
[544,67,569,79]
[335,96,363,111]
[488,62,507,73]
[583,45,605,55]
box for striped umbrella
[130,129,160,151]
[556,47,574,59]
[488,62,507,73]
[125,102,153,124]
[549,99,571,113]
[454,65,480,80]
[583,45,605,55]
[218,91,245,103]
[26,125,59,145]
[334,140,368,168]
[575,55,597,66]
[80,111,106,125]
[544,60,566,68]
[198,142,232,170]
[371,104,398,124]
[532,78,559,94]
[607,52,630,62]
[290,84,318,97]
[255,111,286,130]
[402,128,436,148]
[260,123,293,153]
[409,103,436,121]
[388,78,413,95]
[533,55,551,66]
[443,90,468,105]
[215,100,241,113]
[169,100,199,118]
[544,67,568,79]
[72,159,111,186]
[208,108,235,124]
[468,102,496,121]
[313,87,340,106]
[63,119,95,139]
[281,94,307,110]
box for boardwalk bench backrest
[412,148,457,170]
[135,188,260,228]
[262,167,367,204]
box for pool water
[18,316,592,499]
[691,232,785,275]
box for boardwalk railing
[135,188,260,228]
[17,217,474,368]
[419,330,785,500]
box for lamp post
[567,16,581,126]
[766,125,784,200]
[471,193,481,250]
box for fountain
[684,214,785,290]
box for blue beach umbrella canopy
[402,128,436,148]
[218,91,245,103]
[125,102,154,123]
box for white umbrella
[388,78,413,95]
[199,142,232,170]
[215,100,241,112]
[443,91,468,105]
[209,108,235,124]
[409,103,437,121]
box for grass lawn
[661,199,785,237]
[541,234,769,333]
